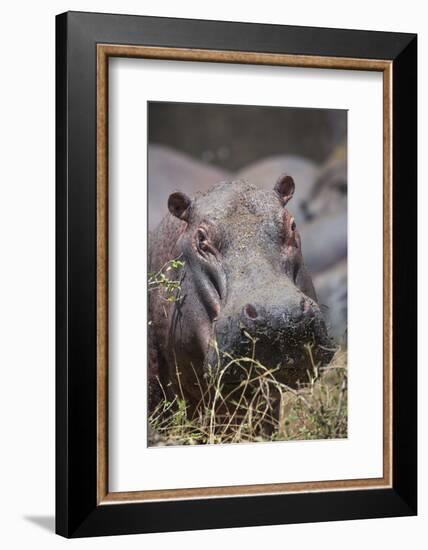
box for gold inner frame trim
[96,44,393,504]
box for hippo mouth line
[207,336,336,391]
[214,318,333,359]
[205,301,337,389]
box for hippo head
[166,176,334,400]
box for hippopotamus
[148,176,334,411]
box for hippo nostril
[244,304,258,319]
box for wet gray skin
[148,176,334,406]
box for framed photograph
[56,11,417,538]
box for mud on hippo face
[153,176,334,403]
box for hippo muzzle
[209,279,334,387]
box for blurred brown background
[148,101,346,171]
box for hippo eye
[291,220,296,232]
[196,228,209,252]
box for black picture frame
[56,11,417,538]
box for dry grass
[148,337,347,446]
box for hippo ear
[275,174,295,205]
[168,192,192,221]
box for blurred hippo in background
[301,143,347,222]
[297,210,347,275]
[148,144,232,230]
[313,259,347,344]
[298,144,347,343]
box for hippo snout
[211,295,334,387]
